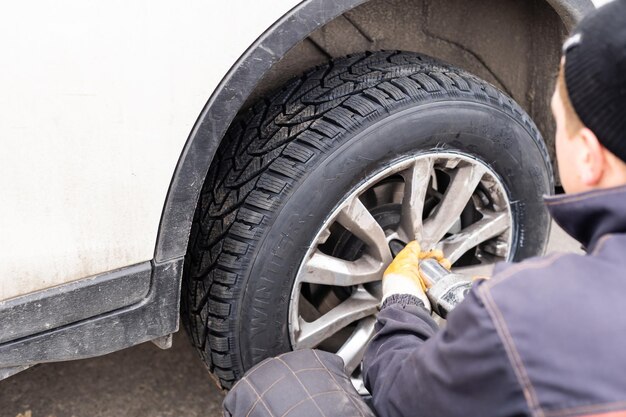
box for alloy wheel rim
[288,151,513,388]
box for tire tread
[181,51,551,388]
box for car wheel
[181,51,553,389]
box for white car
[0,0,600,389]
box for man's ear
[578,127,605,186]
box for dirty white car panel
[0,0,299,301]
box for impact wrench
[419,258,474,318]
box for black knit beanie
[563,0,626,162]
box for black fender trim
[154,0,593,264]
[154,0,368,263]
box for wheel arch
[155,0,593,264]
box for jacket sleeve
[362,281,530,417]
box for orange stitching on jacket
[486,253,566,289]
[275,356,328,417]
[312,350,367,417]
[228,356,274,394]
[591,234,614,255]
[543,400,626,417]
[243,378,276,417]
[244,374,288,417]
[279,390,362,417]
[479,285,544,417]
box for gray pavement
[1,331,224,417]
[1,222,581,417]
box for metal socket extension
[420,258,473,318]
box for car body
[0,0,604,381]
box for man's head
[551,0,626,193]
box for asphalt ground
[1,222,582,417]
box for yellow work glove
[381,241,451,310]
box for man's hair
[557,65,584,137]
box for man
[363,1,626,416]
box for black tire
[181,51,553,389]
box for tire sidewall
[237,100,552,370]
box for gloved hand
[382,241,451,310]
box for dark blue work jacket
[363,185,626,417]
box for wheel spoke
[421,164,486,249]
[438,211,510,264]
[399,157,434,242]
[337,316,377,375]
[300,250,384,286]
[290,153,514,394]
[295,289,379,349]
[336,197,391,263]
